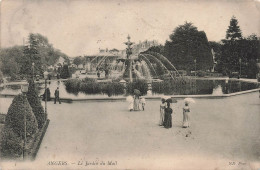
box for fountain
[109,35,181,82]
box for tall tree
[73,56,83,68]
[20,33,43,78]
[26,79,47,129]
[164,22,213,71]
[226,16,242,40]
[220,16,260,78]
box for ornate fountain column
[125,35,134,82]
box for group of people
[42,87,61,104]
[159,98,191,129]
[128,95,146,111]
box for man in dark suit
[54,87,61,104]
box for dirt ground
[0,92,260,170]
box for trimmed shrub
[5,94,38,138]
[64,78,125,96]
[0,126,23,159]
[26,80,46,129]
[126,80,148,96]
[65,79,81,95]
[1,94,38,159]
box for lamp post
[21,83,29,160]
[239,58,242,78]
[194,58,197,77]
[32,62,35,80]
[44,71,48,119]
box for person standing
[127,95,134,111]
[182,102,190,128]
[139,97,146,111]
[159,98,166,126]
[42,87,51,101]
[163,102,172,129]
[54,87,61,104]
[133,95,140,111]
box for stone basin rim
[0,88,259,103]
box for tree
[0,33,70,80]
[145,45,164,54]
[73,56,82,68]
[164,22,213,71]
[4,94,38,138]
[0,46,23,80]
[26,79,47,129]
[220,16,260,77]
[1,94,38,158]
[20,33,43,78]
[60,64,70,79]
[226,16,242,40]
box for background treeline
[0,33,69,80]
[146,17,260,78]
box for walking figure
[140,97,146,111]
[54,87,61,104]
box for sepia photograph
[0,0,260,169]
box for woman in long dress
[127,95,134,111]
[159,99,166,126]
[163,102,172,129]
[182,102,190,128]
[133,95,140,111]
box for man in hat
[54,87,61,104]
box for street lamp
[43,71,49,119]
[239,58,242,78]
[32,62,35,80]
[21,83,29,160]
[194,58,197,77]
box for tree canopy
[226,16,242,40]
[164,22,213,71]
[0,33,69,80]
[215,16,260,78]
[73,56,83,67]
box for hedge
[1,94,38,159]
[26,80,46,129]
[64,78,125,96]
[0,126,23,159]
[4,94,38,138]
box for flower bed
[65,78,125,96]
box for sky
[1,0,260,57]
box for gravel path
[0,92,259,169]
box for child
[140,97,146,111]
